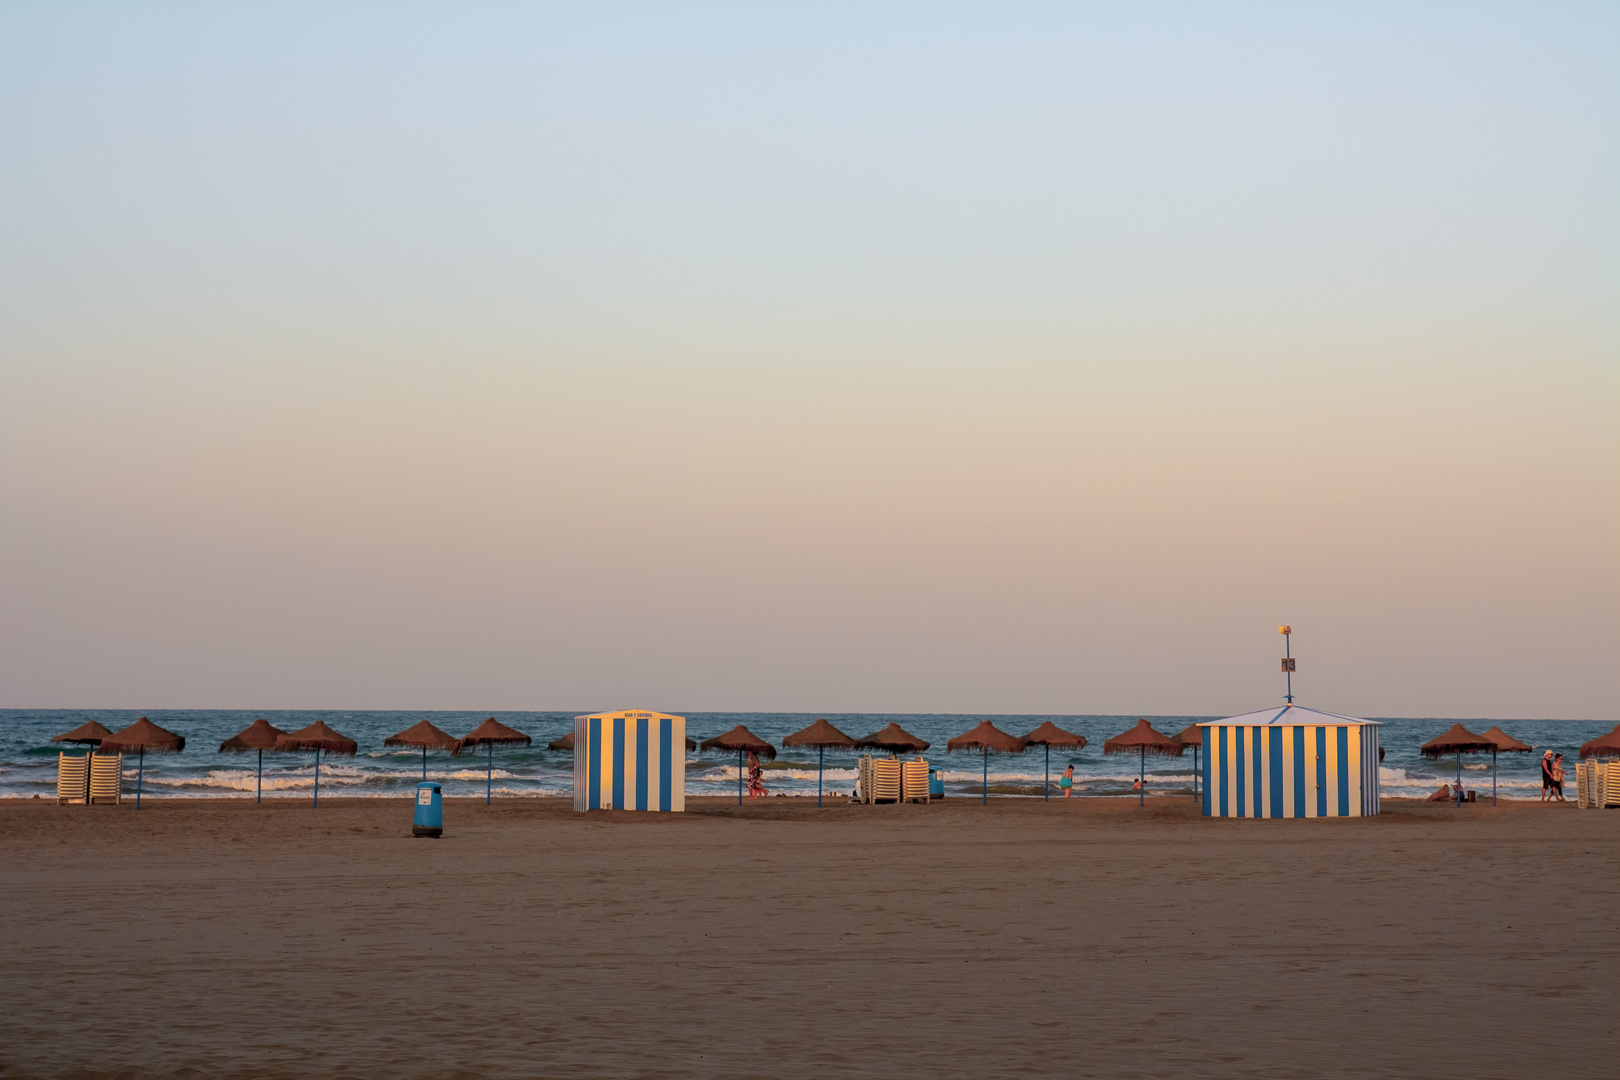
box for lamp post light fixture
[1279,625,1295,703]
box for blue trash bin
[929,767,945,799]
[413,782,443,837]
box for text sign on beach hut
[1200,705,1381,819]
[573,709,686,813]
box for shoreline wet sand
[1,796,1612,1079]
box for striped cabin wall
[1200,721,1380,819]
[573,711,686,812]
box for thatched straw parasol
[1021,721,1085,802]
[1420,724,1495,806]
[99,718,187,809]
[275,721,358,808]
[947,721,1027,805]
[219,718,288,804]
[384,720,459,782]
[853,722,930,756]
[1578,724,1620,760]
[700,725,777,805]
[1479,726,1532,805]
[51,720,114,748]
[783,718,857,806]
[455,718,532,805]
[1172,723,1204,801]
[1103,719,1182,806]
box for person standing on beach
[1541,751,1555,803]
[1552,754,1567,802]
[1059,764,1075,798]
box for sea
[2,709,1605,803]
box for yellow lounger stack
[56,753,90,804]
[871,758,902,803]
[88,753,122,805]
[901,758,930,803]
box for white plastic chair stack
[901,758,930,803]
[56,753,90,804]
[88,753,122,805]
[857,756,874,804]
[1576,760,1591,808]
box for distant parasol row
[49,711,1620,816]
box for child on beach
[1059,764,1074,798]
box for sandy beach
[0,796,1612,1079]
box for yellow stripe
[1346,726,1362,817]
[1281,726,1294,819]
[1325,726,1339,817]
[622,717,638,810]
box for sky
[1,2,1615,718]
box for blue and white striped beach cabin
[1200,705,1380,818]
[573,709,686,812]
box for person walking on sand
[1059,764,1075,798]
[1541,750,1555,803]
[1552,753,1567,802]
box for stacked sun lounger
[88,753,122,805]
[56,752,90,804]
[1576,760,1620,809]
[871,758,902,803]
[901,758,930,803]
[1603,761,1620,809]
[857,756,875,803]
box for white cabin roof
[1199,704,1379,727]
[573,708,686,722]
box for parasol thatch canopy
[100,717,186,754]
[51,720,115,747]
[275,721,358,756]
[1103,719,1183,757]
[783,718,857,749]
[219,718,287,753]
[384,720,459,752]
[700,725,776,760]
[1480,726,1531,753]
[454,718,532,755]
[1578,724,1620,759]
[1419,724,1495,758]
[1021,721,1085,749]
[947,720,1027,754]
[1171,723,1203,747]
[853,722,930,754]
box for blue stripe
[612,718,625,809]
[1252,728,1264,818]
[636,719,649,811]
[1292,727,1306,817]
[1315,727,1328,817]
[1336,726,1349,815]
[660,719,672,812]
[1268,728,1284,818]
[1216,728,1228,816]
[1201,731,1211,816]
[588,719,601,810]
[1235,728,1246,816]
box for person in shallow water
[1059,764,1075,797]
[746,751,767,798]
[1132,777,1146,791]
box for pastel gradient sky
[2,3,1615,717]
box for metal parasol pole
[257,749,263,804]
[422,745,428,781]
[136,747,145,809]
[313,748,321,808]
[1139,746,1145,807]
[737,748,743,805]
[487,742,493,805]
[1456,751,1463,806]
[818,745,824,807]
[982,746,988,805]
[1044,743,1050,802]
[1492,747,1498,806]
[1192,744,1199,801]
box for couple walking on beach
[1541,751,1566,802]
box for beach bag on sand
[56,753,89,804]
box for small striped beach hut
[1200,705,1380,818]
[573,709,686,812]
